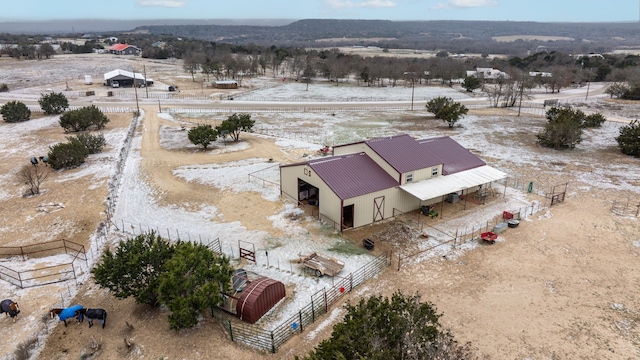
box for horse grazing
[50,305,83,326]
[77,308,107,328]
[0,299,20,322]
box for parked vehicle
[111,81,120,88]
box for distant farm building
[214,80,238,89]
[109,43,141,56]
[103,69,151,87]
[466,67,511,80]
[529,71,553,78]
[280,134,507,231]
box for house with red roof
[280,134,506,231]
[109,43,141,56]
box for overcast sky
[2,0,638,23]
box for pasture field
[0,53,639,359]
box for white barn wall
[344,188,399,229]
[280,164,342,227]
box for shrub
[426,96,468,127]
[616,120,640,157]
[69,133,106,154]
[583,113,606,128]
[537,106,584,149]
[47,139,89,169]
[38,92,69,114]
[59,110,92,132]
[0,83,8,92]
[298,292,477,360]
[1,101,31,122]
[59,105,109,132]
[187,124,217,149]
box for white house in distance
[279,134,507,231]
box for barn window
[406,173,413,183]
[431,167,439,176]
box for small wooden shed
[214,80,238,89]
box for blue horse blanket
[59,305,83,321]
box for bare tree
[17,164,50,196]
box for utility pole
[517,71,525,116]
[143,64,149,98]
[585,68,592,100]
[132,70,140,116]
[411,75,415,111]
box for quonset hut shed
[221,270,286,324]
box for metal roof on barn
[365,134,442,174]
[418,136,486,175]
[104,69,146,81]
[309,153,399,200]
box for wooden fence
[0,239,87,288]
[214,252,390,353]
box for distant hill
[0,19,295,35]
[135,19,640,55]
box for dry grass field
[1,54,639,359]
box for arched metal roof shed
[236,276,285,324]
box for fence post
[228,319,234,341]
[299,311,303,331]
[324,289,328,313]
[311,299,315,322]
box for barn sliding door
[373,196,385,222]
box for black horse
[77,308,107,328]
[0,299,20,322]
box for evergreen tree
[298,292,477,360]
[187,124,218,149]
[47,138,89,169]
[38,92,69,114]
[1,101,31,122]
[92,232,176,306]
[215,113,255,142]
[426,96,468,128]
[158,242,232,329]
[537,106,585,149]
[616,120,640,157]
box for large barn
[279,134,507,231]
[103,69,152,88]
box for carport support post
[440,195,445,218]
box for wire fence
[213,252,390,353]
[0,239,87,288]
[25,105,134,113]
[397,201,544,269]
[109,219,223,256]
[610,197,640,217]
